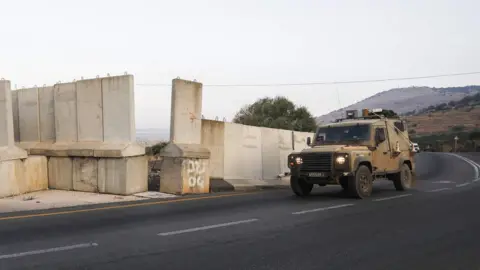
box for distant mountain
[315,86,480,124]
[136,128,169,145]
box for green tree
[232,96,317,132]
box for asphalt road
[1,152,480,270]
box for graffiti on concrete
[184,159,206,189]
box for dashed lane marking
[0,243,98,260]
[373,194,412,202]
[456,183,470,188]
[158,219,259,236]
[292,204,354,215]
[427,188,452,193]
[432,181,454,184]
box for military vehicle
[287,108,416,199]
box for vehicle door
[371,126,390,173]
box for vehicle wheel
[348,165,373,199]
[290,176,313,197]
[339,176,349,190]
[393,163,412,191]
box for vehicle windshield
[314,124,371,145]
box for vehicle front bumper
[290,167,354,184]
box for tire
[348,165,373,199]
[339,176,349,190]
[393,163,412,191]
[290,176,313,197]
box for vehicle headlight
[335,156,346,165]
[295,157,303,164]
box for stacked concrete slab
[0,80,48,198]
[159,79,211,195]
[11,75,147,195]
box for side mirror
[306,137,311,146]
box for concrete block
[0,160,24,198]
[38,86,55,142]
[170,79,203,144]
[72,157,99,192]
[76,78,103,142]
[98,156,148,195]
[17,87,40,142]
[23,156,49,192]
[48,157,73,190]
[160,156,210,195]
[54,82,78,142]
[102,75,135,143]
[0,156,48,198]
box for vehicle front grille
[300,153,333,172]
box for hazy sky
[1,0,479,129]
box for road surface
[0,152,479,270]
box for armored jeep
[288,109,416,199]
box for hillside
[406,92,480,136]
[316,86,480,124]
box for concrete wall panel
[260,127,280,180]
[38,86,55,142]
[294,131,314,152]
[0,80,14,146]
[223,123,262,181]
[278,129,293,176]
[76,79,103,142]
[170,79,202,144]
[11,90,20,142]
[54,83,78,142]
[201,120,225,179]
[17,88,40,142]
[102,75,135,143]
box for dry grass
[406,107,480,135]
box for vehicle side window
[375,128,386,144]
[394,121,405,132]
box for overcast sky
[1,0,479,129]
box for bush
[146,141,168,156]
[451,125,466,132]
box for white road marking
[456,183,470,188]
[0,243,98,260]
[445,153,480,180]
[427,188,452,193]
[432,181,453,184]
[373,194,412,202]
[474,178,480,182]
[158,219,259,236]
[292,204,354,215]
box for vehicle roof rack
[332,108,401,123]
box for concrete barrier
[0,80,48,198]
[200,119,314,191]
[159,79,211,195]
[8,75,147,196]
